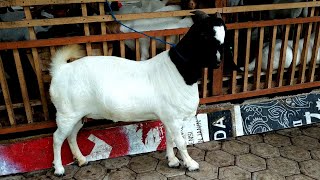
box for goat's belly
[88,107,158,122]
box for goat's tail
[50,45,84,75]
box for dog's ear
[190,10,209,20]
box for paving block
[0,175,26,180]
[205,150,234,167]
[176,147,205,161]
[148,150,176,160]
[252,170,285,180]
[156,160,185,178]
[250,143,280,159]
[300,160,320,179]
[136,171,167,180]
[276,128,302,137]
[104,167,136,180]
[236,154,266,172]
[218,166,251,180]
[279,146,311,162]
[310,149,320,160]
[286,174,316,180]
[291,135,320,150]
[46,165,80,180]
[186,161,218,180]
[74,164,106,180]
[128,155,158,173]
[236,134,263,145]
[101,156,130,170]
[194,141,221,151]
[266,157,300,177]
[264,133,291,147]
[168,175,194,180]
[301,127,320,139]
[221,140,250,155]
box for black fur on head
[169,10,227,85]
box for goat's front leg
[164,125,180,168]
[163,119,199,171]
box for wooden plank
[151,39,156,58]
[0,99,42,111]
[289,24,302,85]
[223,1,320,13]
[231,29,239,94]
[266,26,277,89]
[13,49,33,123]
[165,36,171,50]
[82,3,92,56]
[277,24,290,87]
[243,28,251,92]
[200,81,320,104]
[0,0,125,7]
[135,39,141,61]
[254,27,264,90]
[299,9,315,83]
[24,6,49,121]
[202,68,208,98]
[308,23,320,82]
[120,40,125,58]
[0,9,221,29]
[0,28,189,50]
[99,3,109,56]
[0,55,15,125]
[0,121,57,135]
[226,17,320,30]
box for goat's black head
[169,10,227,85]
[187,10,226,68]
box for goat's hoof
[185,160,199,171]
[168,157,180,168]
[54,167,65,177]
[77,157,88,167]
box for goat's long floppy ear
[191,10,210,20]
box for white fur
[50,45,200,176]
[247,33,319,71]
[120,5,194,60]
[214,26,225,44]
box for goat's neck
[168,37,203,86]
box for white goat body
[50,47,199,122]
[247,33,319,71]
[120,5,194,60]
[50,46,199,175]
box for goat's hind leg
[163,119,199,171]
[67,120,87,167]
[53,117,79,176]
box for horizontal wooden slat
[0,9,220,29]
[200,82,320,104]
[0,28,188,50]
[0,100,42,111]
[0,0,122,7]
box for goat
[246,32,319,71]
[0,9,53,41]
[49,10,226,176]
[118,5,193,60]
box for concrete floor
[2,124,320,180]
